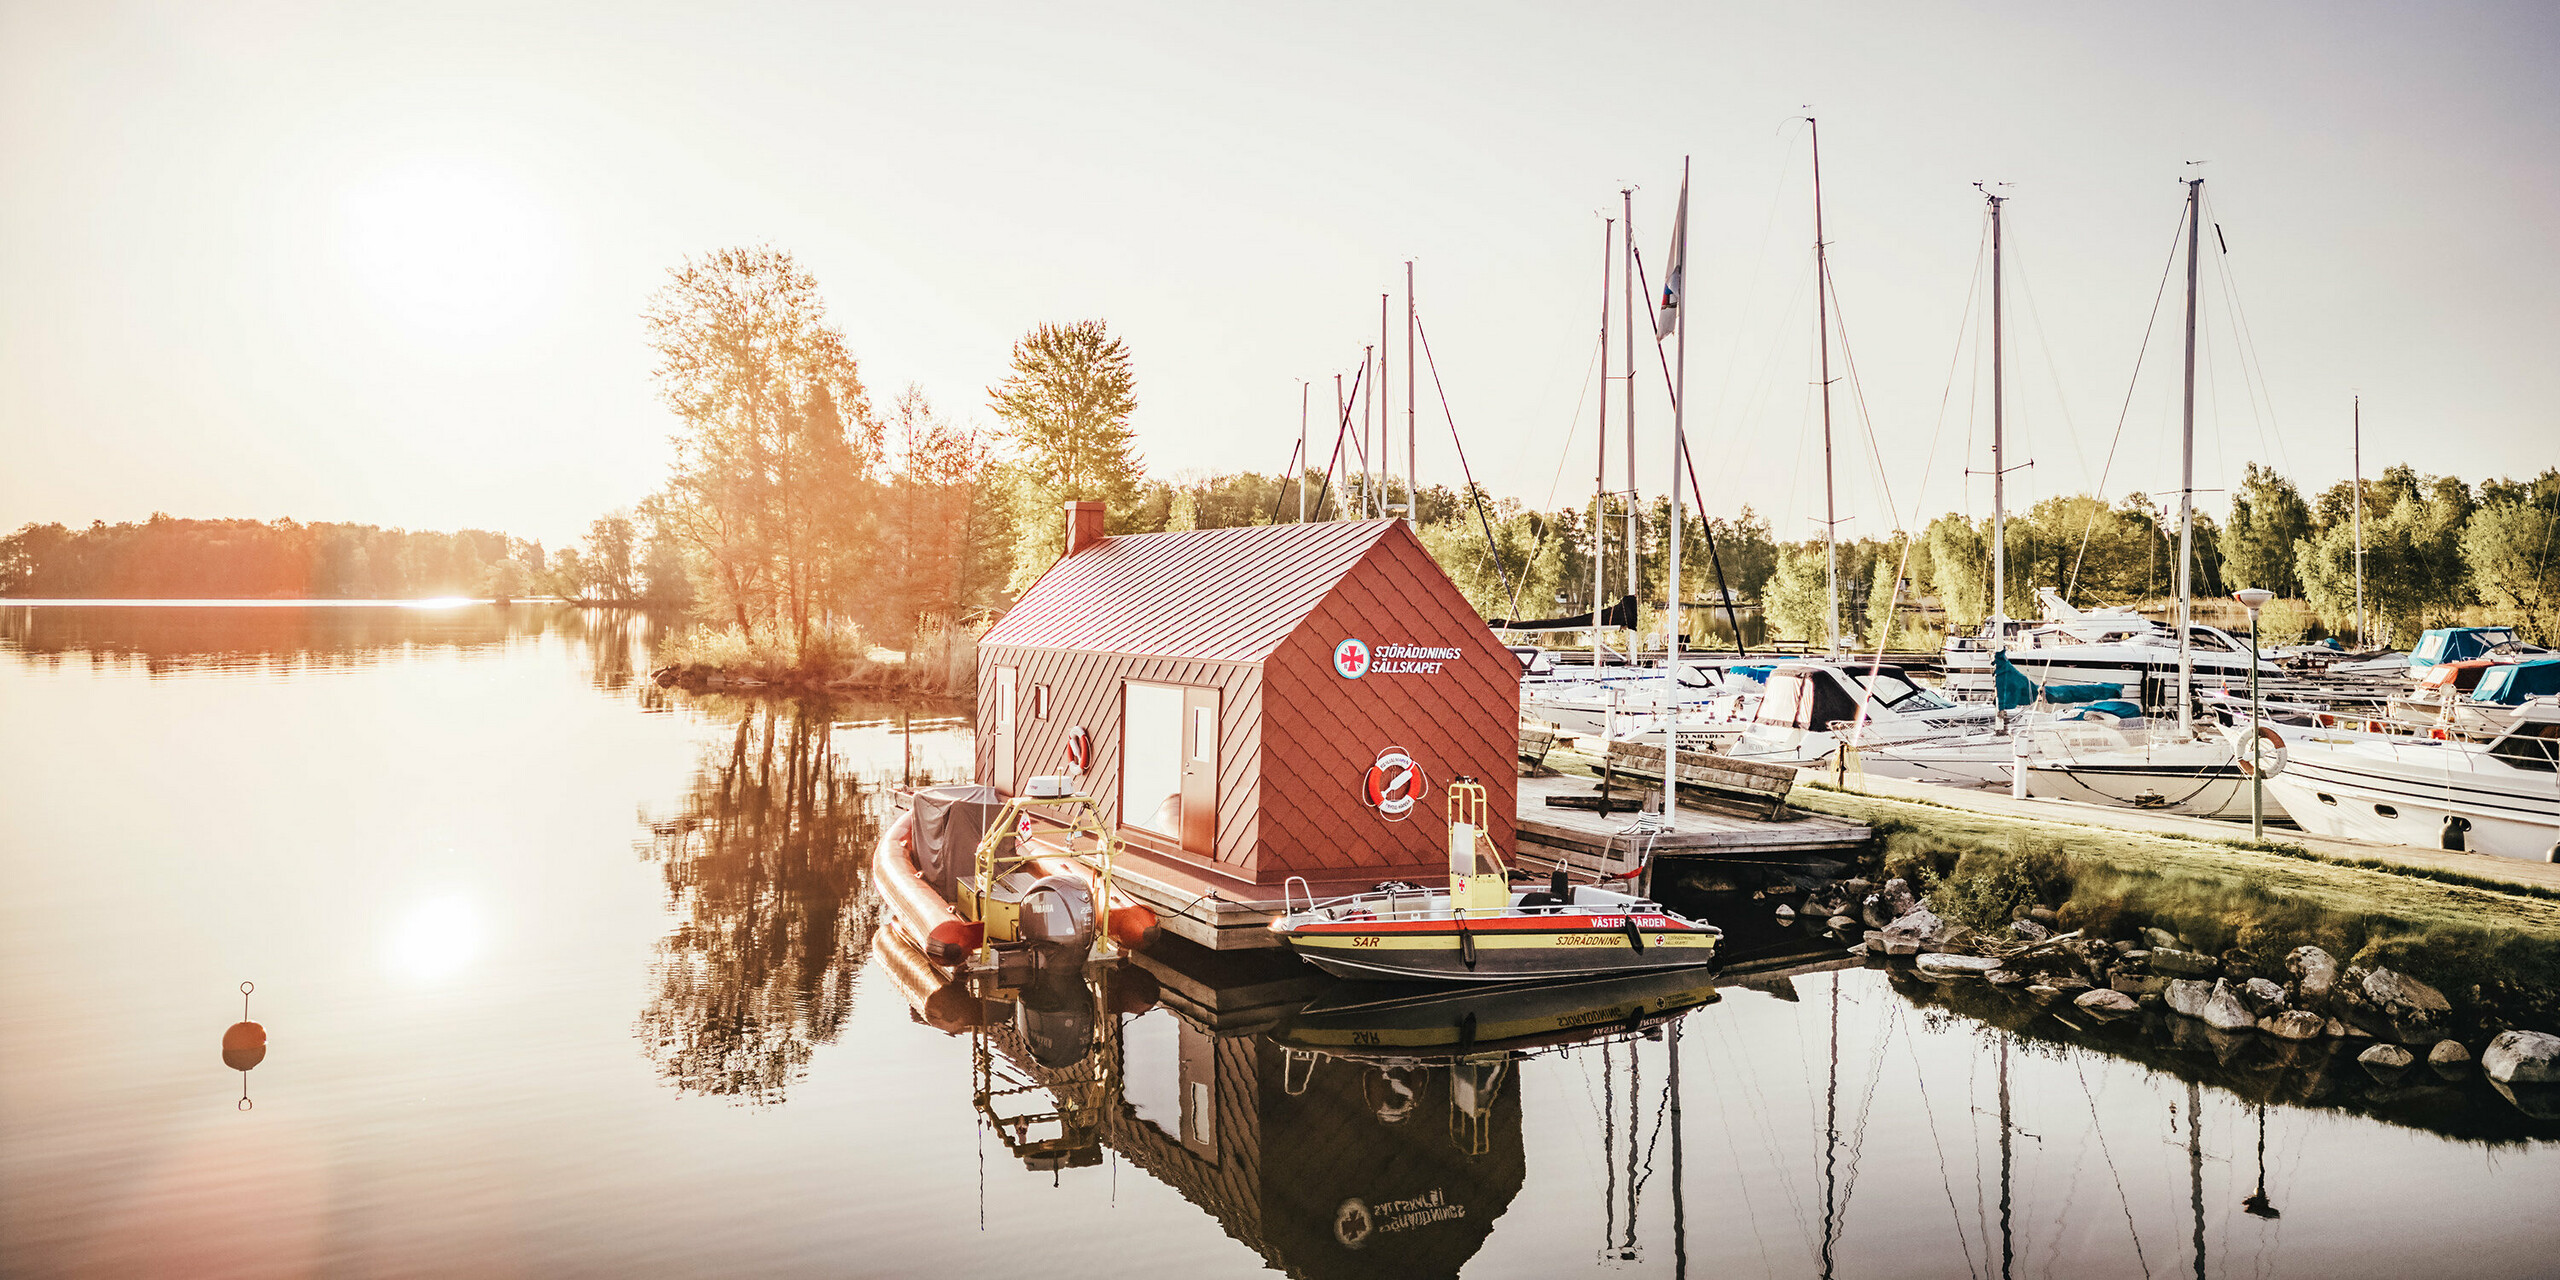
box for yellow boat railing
[961,791,1123,966]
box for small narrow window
[1191,706,1214,763]
[1032,684,1052,720]
[2316,793,2338,806]
[2374,803,2399,819]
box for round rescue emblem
[1363,748,1427,820]
[1065,725,1091,773]
[1332,637,1372,679]
[1333,1197,1374,1249]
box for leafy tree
[643,246,876,651]
[2222,463,2311,597]
[988,320,1141,589]
[1923,512,1990,627]
[1762,544,1832,644]
[585,512,638,601]
[2463,491,2560,641]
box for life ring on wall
[2236,724,2288,779]
[1064,725,1091,775]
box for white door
[993,666,1017,792]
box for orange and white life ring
[2235,724,2288,779]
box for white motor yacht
[1721,663,2005,783]
[2258,697,2560,860]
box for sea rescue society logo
[1363,747,1428,820]
[1333,637,1463,679]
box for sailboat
[2013,176,2291,820]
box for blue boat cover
[2410,626,2520,669]
[1994,650,2125,710]
[2472,659,2560,706]
[2059,699,2146,721]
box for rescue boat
[875,781,1160,970]
[1268,779,1721,983]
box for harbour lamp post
[2233,587,2274,840]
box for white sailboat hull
[2020,738,2288,822]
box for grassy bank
[654,617,978,696]
[1790,783,2560,1032]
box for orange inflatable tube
[874,810,983,965]
[873,925,986,1033]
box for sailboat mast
[2176,177,2202,735]
[1623,187,1640,635]
[1407,262,1418,525]
[1597,219,1613,673]
[1811,117,1840,654]
[1298,381,1308,522]
[1989,191,2009,632]
[1379,294,1391,516]
[1665,158,1691,832]
[2353,394,2366,647]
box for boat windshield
[1857,669,1953,712]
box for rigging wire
[2074,1057,2153,1278]
[1504,329,1609,614]
[1626,236,1752,650]
[2066,200,2191,600]
[1906,1020,1984,1280]
[1413,310,1520,608]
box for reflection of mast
[1821,975,1840,1280]
[1670,1021,1688,1280]
[2187,1079,2206,1280]
[1998,1034,2013,1280]
[2243,1102,2280,1219]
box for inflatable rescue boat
[876,781,1160,969]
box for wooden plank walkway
[1514,774,1872,878]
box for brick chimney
[1063,500,1107,559]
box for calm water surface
[3,604,2555,1278]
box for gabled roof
[982,519,1411,663]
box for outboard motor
[1017,873,1098,949]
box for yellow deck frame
[960,792,1125,966]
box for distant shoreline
[0,597,655,608]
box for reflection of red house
[976,507,1518,948]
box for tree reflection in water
[635,700,885,1104]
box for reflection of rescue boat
[874,782,1160,969]
[1269,779,1721,983]
[1276,966,1721,1057]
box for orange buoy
[222,1021,267,1072]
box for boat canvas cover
[2411,627,2518,669]
[911,784,1003,899]
[1994,650,2122,710]
[2475,660,2560,706]
[1488,593,1638,633]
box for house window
[1121,682,1185,839]
[1032,683,1052,720]
[1192,706,1214,763]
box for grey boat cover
[911,783,1004,899]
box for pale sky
[4,1,2555,549]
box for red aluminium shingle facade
[975,518,1518,886]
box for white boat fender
[2441,814,2471,853]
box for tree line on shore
[7,245,2552,662]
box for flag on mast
[1654,173,1689,340]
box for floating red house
[976,505,1519,948]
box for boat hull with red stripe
[1272,888,1721,984]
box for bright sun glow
[334,161,560,340]
[385,895,482,983]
